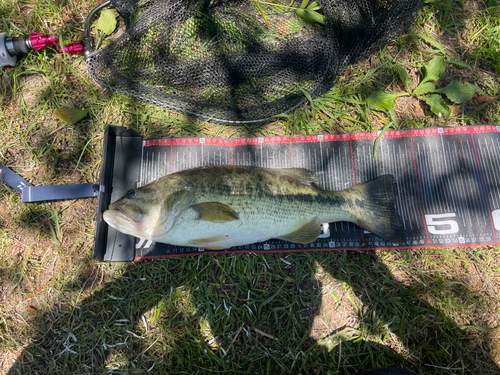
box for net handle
[83,0,112,58]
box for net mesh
[85,0,423,124]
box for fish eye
[126,189,137,199]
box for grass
[1,0,500,374]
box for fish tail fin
[344,175,404,243]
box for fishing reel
[0,31,84,69]
[1,0,112,69]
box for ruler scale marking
[406,141,421,231]
[469,134,496,238]
[391,143,408,231]
[458,139,481,240]
[482,138,498,208]
[461,139,478,231]
[486,138,500,208]
[431,139,446,214]
[482,137,498,207]
[481,137,499,235]
[451,140,472,233]
[442,138,462,228]
[402,143,418,230]
[465,138,489,229]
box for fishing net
[85,0,424,124]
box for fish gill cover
[85,0,424,124]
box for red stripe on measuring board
[411,126,470,137]
[322,134,351,142]
[469,125,500,134]
[143,138,172,147]
[351,131,379,140]
[142,126,497,148]
[381,130,412,138]
[291,135,322,143]
[233,136,291,146]
[285,134,351,144]
[171,137,232,146]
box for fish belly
[154,198,323,249]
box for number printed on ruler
[492,209,500,230]
[424,213,459,235]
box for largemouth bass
[103,166,403,249]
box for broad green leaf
[95,9,117,35]
[413,82,436,96]
[424,95,450,117]
[54,108,89,124]
[367,91,399,112]
[395,65,411,91]
[421,56,446,84]
[296,9,324,24]
[435,81,476,104]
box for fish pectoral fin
[191,202,240,223]
[265,168,318,186]
[276,217,321,244]
[189,235,227,245]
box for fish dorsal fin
[191,202,240,223]
[265,168,318,186]
[276,217,321,244]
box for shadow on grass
[6,248,500,374]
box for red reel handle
[29,32,59,51]
[58,41,84,55]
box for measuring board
[93,125,500,262]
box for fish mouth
[110,204,133,220]
[104,205,137,224]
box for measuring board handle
[0,165,99,202]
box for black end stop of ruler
[93,125,143,262]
